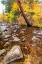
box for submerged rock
[4,45,23,64]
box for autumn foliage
[1,0,42,27]
[0,14,4,22]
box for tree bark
[16,0,32,27]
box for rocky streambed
[0,22,42,64]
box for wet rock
[0,31,2,35]
[36,35,42,39]
[0,62,3,64]
[32,36,38,40]
[21,38,26,42]
[13,22,18,25]
[13,29,17,33]
[4,29,7,32]
[13,36,20,42]
[6,25,9,28]
[36,30,42,35]
[14,25,18,27]
[16,34,19,36]
[0,49,6,56]
[33,30,42,35]
[11,26,15,31]
[30,61,34,64]
[23,45,30,54]
[0,31,2,40]
[39,62,42,64]
[4,42,11,47]
[7,30,12,35]
[33,30,38,34]
[2,31,7,35]
[0,25,7,31]
[9,40,13,43]
[36,42,41,47]
[30,44,36,47]
[15,25,21,29]
[20,31,24,34]
[4,35,11,39]
[12,34,16,37]
[4,45,23,64]
[36,49,42,57]
[22,28,26,31]
[4,39,9,42]
[20,31,24,36]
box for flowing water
[0,22,7,31]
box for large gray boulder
[4,45,23,64]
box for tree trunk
[16,0,32,27]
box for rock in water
[4,45,23,64]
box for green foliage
[29,12,35,15]
[13,9,20,16]
[36,0,39,3]
[1,0,6,5]
[1,0,13,13]
[12,16,17,21]
[12,9,20,21]
[27,11,35,17]
[5,4,11,13]
[29,0,34,4]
